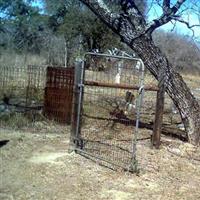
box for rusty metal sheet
[46,67,74,89]
[44,67,74,124]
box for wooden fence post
[70,60,84,151]
[152,82,165,148]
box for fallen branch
[83,113,187,141]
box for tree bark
[79,0,200,145]
[127,35,200,145]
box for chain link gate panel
[71,53,145,172]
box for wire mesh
[73,53,146,171]
[0,65,46,105]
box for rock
[0,104,6,112]
[170,148,181,155]
[177,123,185,131]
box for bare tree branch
[146,0,155,16]
[170,16,200,37]
[79,0,200,145]
[120,0,143,16]
[163,0,171,13]
[119,0,146,31]
[146,0,186,34]
[79,0,124,36]
[79,0,147,41]
[80,0,198,42]
[171,16,200,29]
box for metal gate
[71,53,145,172]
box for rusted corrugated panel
[44,67,74,124]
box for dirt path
[0,127,200,200]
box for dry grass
[182,74,200,89]
[0,69,200,199]
[0,52,46,67]
[0,127,200,200]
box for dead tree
[79,0,200,145]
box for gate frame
[70,52,164,171]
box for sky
[31,0,200,42]
[3,0,200,42]
[147,1,200,42]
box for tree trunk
[124,35,200,145]
[79,0,200,145]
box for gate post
[152,81,165,149]
[70,60,84,151]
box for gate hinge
[78,83,84,89]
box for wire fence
[71,53,160,171]
[0,65,47,106]
[1,55,198,171]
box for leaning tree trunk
[79,0,200,145]
[127,36,200,145]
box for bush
[153,31,200,74]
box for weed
[0,112,30,129]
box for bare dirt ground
[0,73,200,200]
[1,123,200,200]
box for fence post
[26,65,31,106]
[70,60,84,151]
[152,82,165,149]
